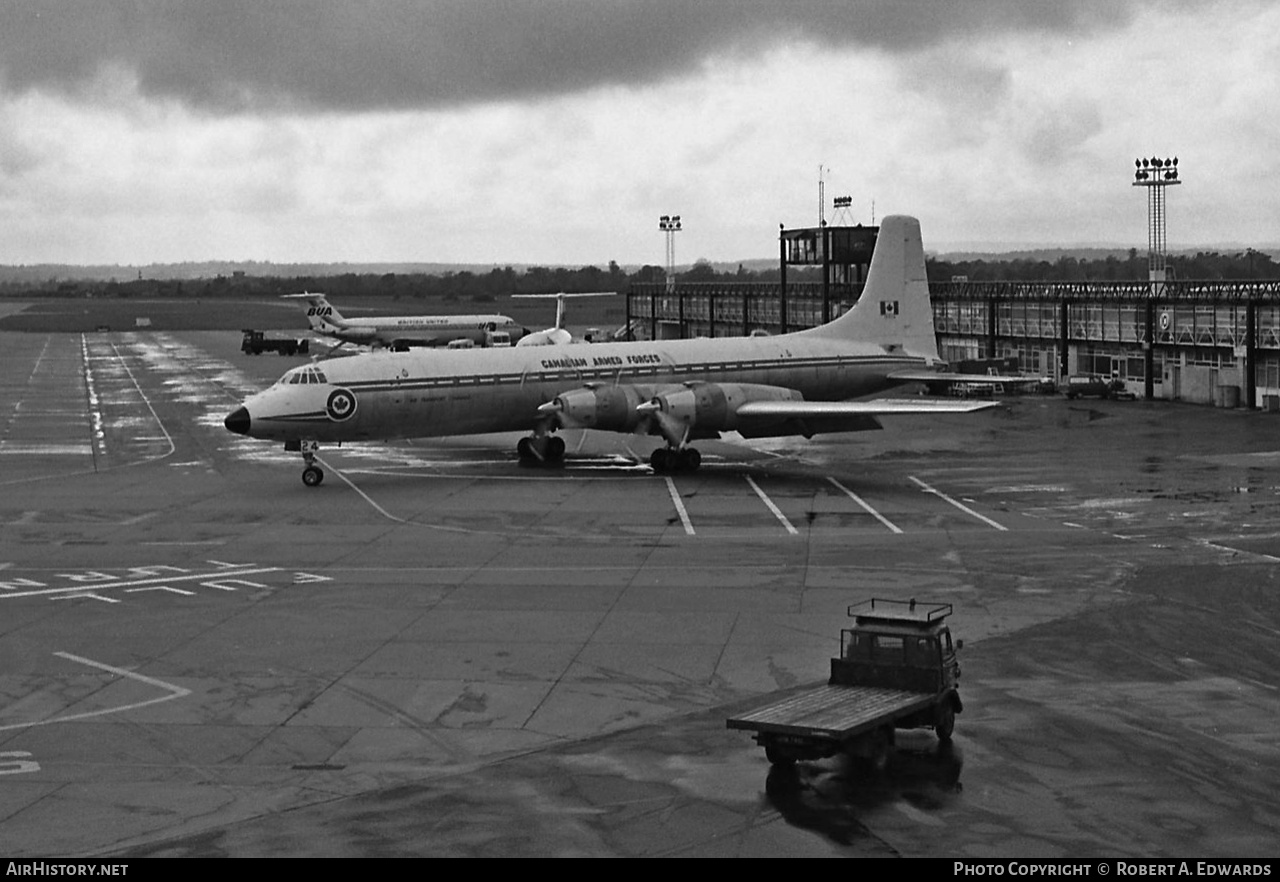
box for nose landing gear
[286,439,325,486]
[302,461,324,486]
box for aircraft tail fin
[797,215,941,364]
[283,292,346,333]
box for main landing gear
[649,446,701,473]
[516,433,565,465]
[286,439,324,486]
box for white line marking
[0,444,94,455]
[201,579,269,592]
[664,476,695,535]
[126,585,196,596]
[909,475,1008,531]
[1200,538,1280,563]
[319,458,523,534]
[321,456,413,523]
[107,340,176,461]
[745,475,799,535]
[0,652,192,732]
[827,477,903,534]
[0,567,279,599]
[80,335,104,460]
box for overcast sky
[1,0,1276,266]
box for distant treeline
[1,248,1274,301]
[929,248,1278,283]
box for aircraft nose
[224,406,250,435]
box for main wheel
[302,465,324,487]
[764,744,796,768]
[517,436,535,462]
[649,448,671,473]
[861,728,892,773]
[546,435,566,462]
[676,447,701,471]
[935,701,956,741]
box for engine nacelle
[340,327,379,343]
[548,384,649,431]
[644,383,803,435]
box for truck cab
[832,599,961,698]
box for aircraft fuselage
[235,333,924,443]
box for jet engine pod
[550,384,648,431]
[341,327,379,343]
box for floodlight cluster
[1134,156,1180,183]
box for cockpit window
[277,367,326,386]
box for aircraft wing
[725,396,1000,440]
[735,398,1002,417]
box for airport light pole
[659,214,682,293]
[1133,155,1181,403]
[1133,156,1181,286]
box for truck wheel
[867,729,891,773]
[935,701,956,741]
[764,744,795,768]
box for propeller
[635,399,689,447]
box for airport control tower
[778,195,877,330]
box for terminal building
[626,219,1280,410]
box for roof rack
[846,598,952,625]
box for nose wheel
[288,439,324,487]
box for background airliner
[230,216,998,486]
[512,291,616,346]
[285,292,529,350]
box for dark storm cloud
[0,0,1186,112]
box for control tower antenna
[818,165,826,226]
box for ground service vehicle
[242,330,309,356]
[1062,374,1130,399]
[727,598,963,768]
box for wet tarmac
[1,329,1278,857]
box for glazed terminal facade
[625,222,1280,409]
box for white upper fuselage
[238,330,925,443]
[321,314,523,346]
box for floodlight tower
[1133,156,1181,286]
[831,195,855,227]
[659,214,682,293]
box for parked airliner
[228,216,998,486]
[285,292,529,350]
[513,291,616,346]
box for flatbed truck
[242,329,310,356]
[727,598,963,768]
